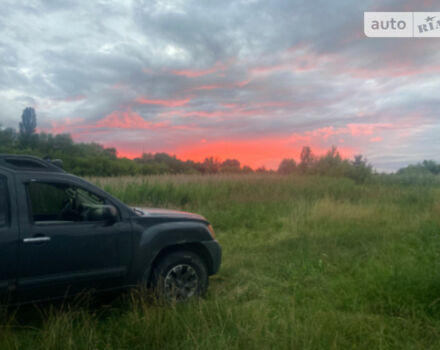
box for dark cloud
[0,0,439,170]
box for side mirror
[87,205,118,223]
[102,205,118,224]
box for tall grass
[2,174,440,349]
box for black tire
[151,251,208,302]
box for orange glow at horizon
[114,137,357,170]
[44,112,396,170]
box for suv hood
[132,207,207,222]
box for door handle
[23,236,51,244]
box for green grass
[3,174,440,349]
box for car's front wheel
[151,251,208,302]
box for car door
[0,171,18,295]
[16,175,133,297]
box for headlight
[207,224,216,239]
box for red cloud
[220,101,290,109]
[234,79,250,87]
[345,64,440,79]
[221,103,240,108]
[249,45,440,80]
[158,100,292,120]
[251,46,331,76]
[44,110,169,137]
[191,79,250,91]
[158,104,288,119]
[94,111,168,130]
[134,97,191,107]
[178,109,257,118]
[193,85,225,90]
[370,136,383,143]
[287,123,395,141]
[47,117,85,134]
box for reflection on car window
[0,177,9,227]
[27,182,107,224]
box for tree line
[0,107,378,182]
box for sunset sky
[1,0,439,171]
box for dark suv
[0,155,221,303]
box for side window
[0,176,9,227]
[27,182,108,224]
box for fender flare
[128,221,214,284]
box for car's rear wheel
[151,251,208,302]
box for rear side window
[27,183,67,222]
[0,177,9,227]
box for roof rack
[0,154,65,173]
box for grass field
[2,174,440,349]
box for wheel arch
[146,242,214,286]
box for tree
[349,154,372,184]
[314,146,345,176]
[203,157,221,173]
[277,158,297,174]
[256,166,267,173]
[137,153,154,162]
[53,134,74,151]
[352,154,365,168]
[104,147,117,158]
[397,160,440,176]
[153,152,187,173]
[242,165,253,174]
[0,127,17,151]
[19,107,37,149]
[299,146,314,173]
[421,160,440,174]
[221,158,241,173]
[19,107,37,135]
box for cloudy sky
[1,0,439,171]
